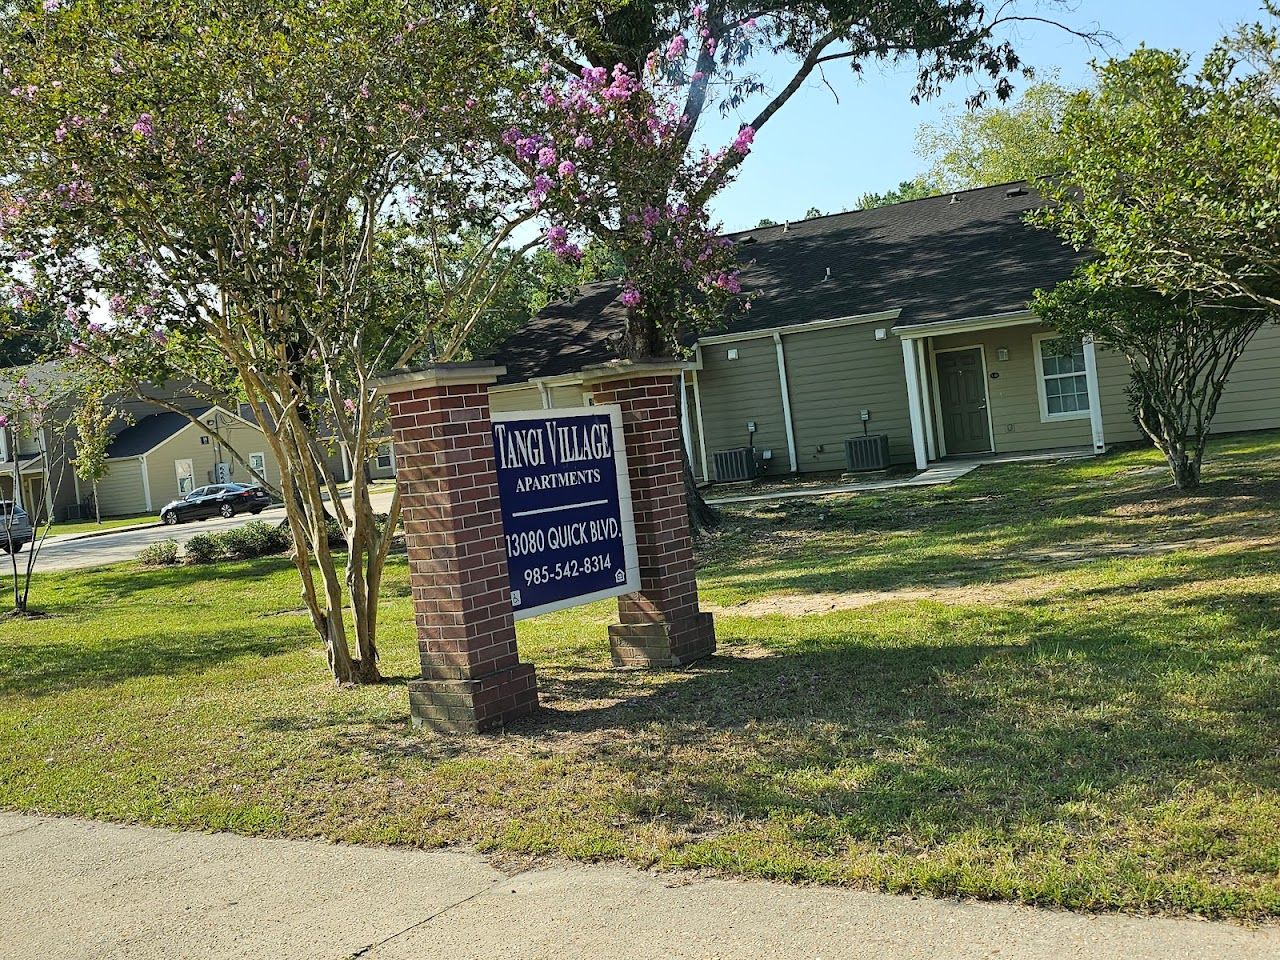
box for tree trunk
[1168,450,1202,491]
[684,456,718,535]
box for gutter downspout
[140,454,153,512]
[678,372,693,462]
[690,347,711,483]
[773,332,799,474]
[1082,335,1107,453]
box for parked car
[0,501,32,553]
[159,483,271,525]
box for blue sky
[703,0,1268,231]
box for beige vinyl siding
[488,385,543,413]
[94,458,148,517]
[1210,322,1280,434]
[1094,324,1280,447]
[14,424,43,455]
[696,338,789,476]
[783,323,915,469]
[1095,346,1143,444]
[322,445,349,483]
[146,411,281,510]
[930,323,1093,455]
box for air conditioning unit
[845,434,892,472]
[712,447,762,483]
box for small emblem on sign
[614,569,626,584]
[511,590,522,607]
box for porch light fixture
[997,348,1010,361]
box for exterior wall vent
[712,447,762,483]
[844,434,892,472]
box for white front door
[175,458,195,495]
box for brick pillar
[584,361,716,668]
[372,364,537,733]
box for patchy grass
[1,434,1279,920]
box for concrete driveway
[32,488,396,572]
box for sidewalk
[2,813,1274,960]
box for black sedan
[159,483,271,525]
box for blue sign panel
[491,406,640,620]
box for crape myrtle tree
[1034,284,1262,491]
[507,1,1099,527]
[0,0,754,683]
[1033,9,1280,491]
[0,0,534,683]
[513,1,1101,358]
[0,372,70,614]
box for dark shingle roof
[0,360,75,397]
[491,181,1085,384]
[106,407,211,458]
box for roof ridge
[724,179,1036,239]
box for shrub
[325,516,347,548]
[137,539,180,567]
[183,533,223,565]
[293,515,347,550]
[219,520,291,560]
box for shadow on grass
[311,561,1280,884]
[700,444,1280,600]
[0,556,311,697]
[531,597,1278,854]
[0,627,311,698]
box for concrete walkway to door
[2,812,1274,960]
[705,447,1099,507]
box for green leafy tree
[71,381,115,524]
[1034,283,1264,490]
[523,240,625,317]
[1033,11,1280,490]
[0,309,52,367]
[916,77,1073,189]
[854,176,939,210]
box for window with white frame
[248,452,266,475]
[376,443,394,471]
[1035,335,1091,420]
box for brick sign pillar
[584,361,716,668]
[372,364,538,733]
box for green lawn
[2,434,1278,920]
